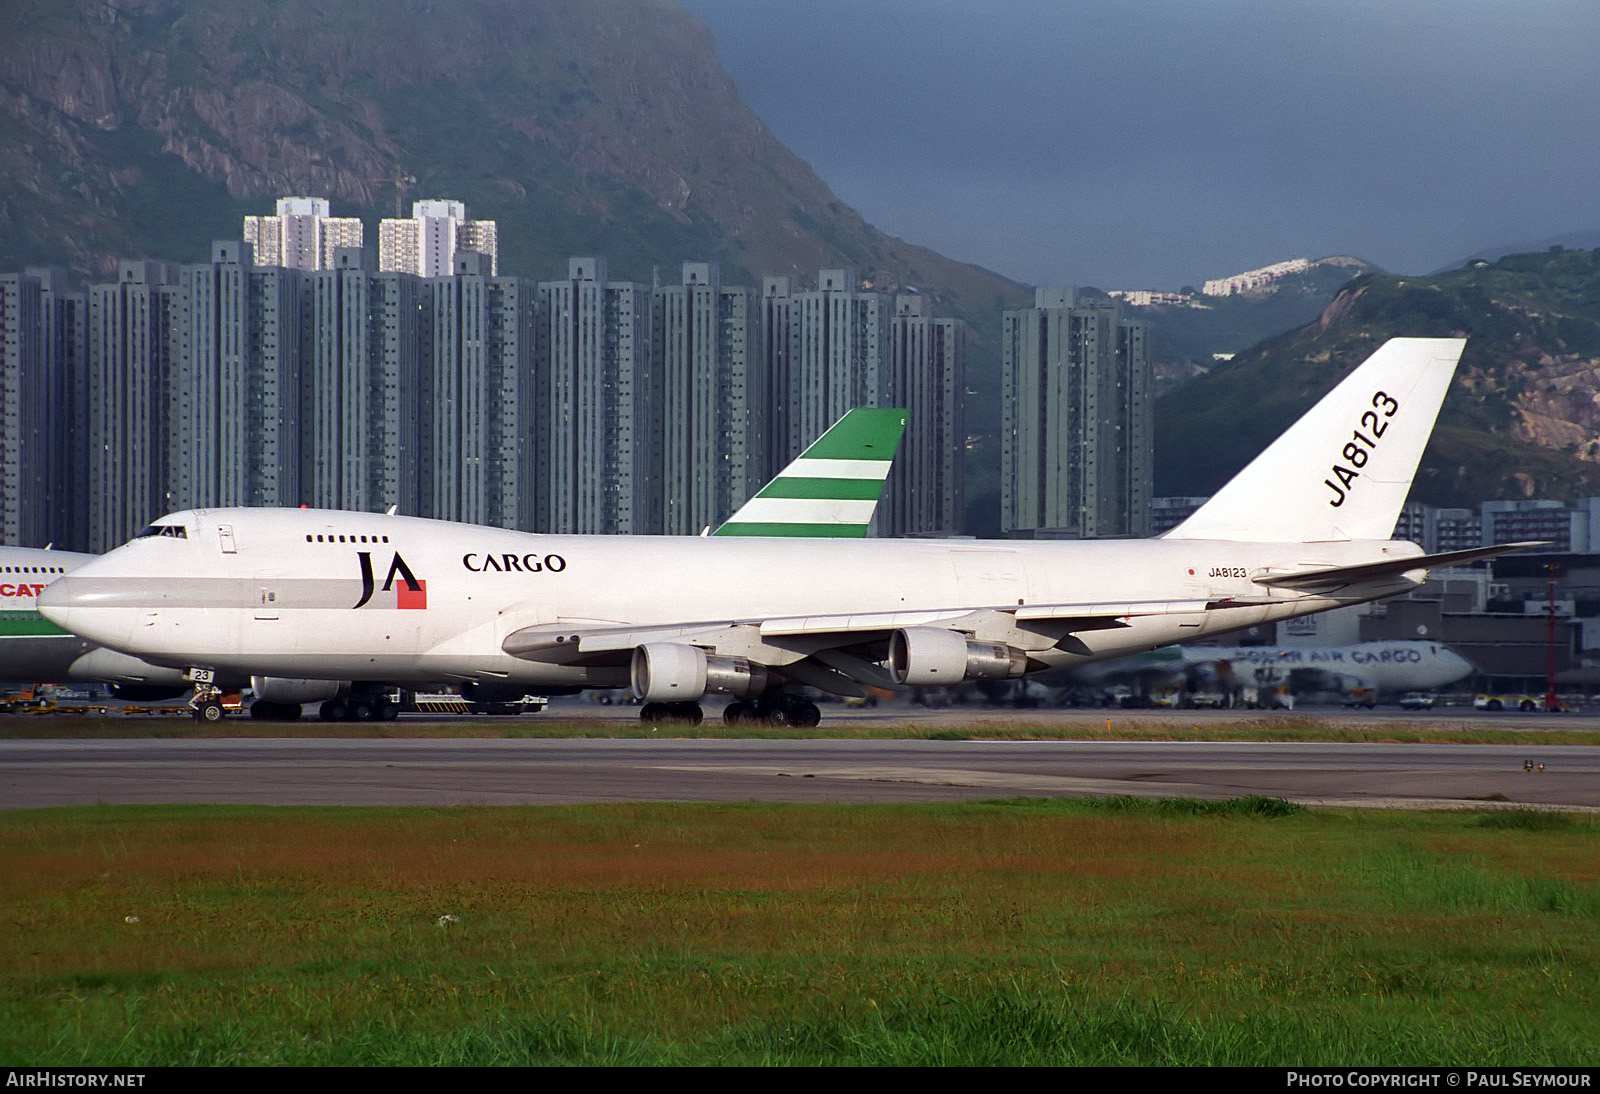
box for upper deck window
[135,524,188,540]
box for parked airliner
[41,338,1535,726]
[0,545,189,698]
[1070,640,1474,706]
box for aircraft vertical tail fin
[1163,337,1465,543]
[714,408,907,537]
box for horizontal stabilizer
[1256,541,1548,593]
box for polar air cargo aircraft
[41,338,1535,727]
[1070,641,1474,705]
[0,546,190,698]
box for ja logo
[354,551,426,609]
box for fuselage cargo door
[947,548,1034,606]
[218,525,237,554]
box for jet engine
[888,627,1029,686]
[251,676,343,704]
[630,643,769,702]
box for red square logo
[396,579,427,610]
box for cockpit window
[136,524,188,540]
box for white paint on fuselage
[40,507,1424,690]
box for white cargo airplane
[3,408,905,720]
[41,337,1534,727]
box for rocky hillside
[0,0,1025,323]
[1154,247,1600,507]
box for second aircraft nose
[37,574,137,650]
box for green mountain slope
[1154,248,1600,507]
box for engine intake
[888,627,1028,686]
[630,643,768,702]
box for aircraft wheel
[376,700,399,722]
[670,702,703,726]
[348,698,375,722]
[250,701,267,720]
[320,699,347,722]
[195,699,226,723]
[723,700,753,725]
[786,700,821,729]
[640,702,667,722]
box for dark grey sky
[679,0,1600,289]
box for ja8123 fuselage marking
[1325,390,1400,507]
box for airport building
[1002,289,1151,538]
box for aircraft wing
[503,597,1215,676]
[1253,542,1547,594]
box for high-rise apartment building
[0,273,43,547]
[887,293,965,536]
[86,261,180,551]
[36,270,89,548]
[760,277,797,476]
[420,252,533,528]
[654,262,766,534]
[1002,288,1150,538]
[171,242,302,517]
[380,200,499,278]
[786,269,890,465]
[243,197,364,271]
[300,247,427,516]
[537,258,657,534]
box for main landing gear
[638,701,704,725]
[635,692,824,729]
[723,693,822,729]
[317,693,401,722]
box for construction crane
[360,168,417,218]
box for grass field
[3,798,1597,1065]
[5,710,1600,746]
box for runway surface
[4,736,1596,810]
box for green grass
[4,710,1600,745]
[3,800,1597,1065]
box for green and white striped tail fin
[714,407,907,537]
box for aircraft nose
[37,574,136,649]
